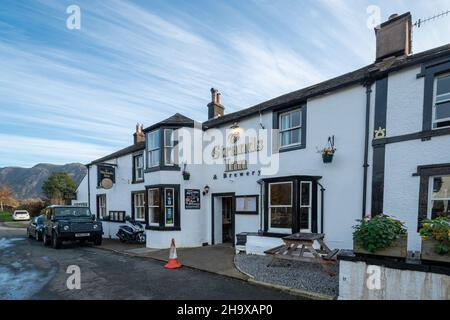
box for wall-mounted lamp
[229,122,240,144]
[202,185,210,196]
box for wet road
[0,227,295,300]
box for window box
[353,234,408,259]
[182,171,190,180]
[421,239,450,263]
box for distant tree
[42,172,77,205]
[17,199,46,217]
[0,185,18,212]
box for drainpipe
[362,81,373,218]
[317,182,325,233]
[87,164,91,211]
[257,179,264,232]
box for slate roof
[143,113,195,132]
[88,141,145,166]
[203,43,450,128]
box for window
[279,109,302,148]
[433,74,450,129]
[164,129,175,165]
[300,181,312,232]
[133,192,145,222]
[97,195,107,219]
[164,188,175,226]
[147,130,160,168]
[148,188,160,226]
[428,175,450,219]
[268,182,293,232]
[133,154,144,182]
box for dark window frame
[132,152,145,184]
[131,190,146,223]
[96,194,107,219]
[145,184,180,231]
[272,104,307,153]
[145,127,180,172]
[415,163,450,231]
[262,175,320,234]
[419,57,450,134]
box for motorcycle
[116,218,146,244]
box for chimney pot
[207,88,225,119]
[133,123,145,144]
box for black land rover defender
[42,205,103,249]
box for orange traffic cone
[164,238,182,269]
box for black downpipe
[362,82,373,218]
[87,165,91,211]
[317,182,325,233]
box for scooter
[116,218,146,244]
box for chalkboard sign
[185,189,201,210]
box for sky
[0,0,449,168]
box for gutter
[362,81,374,218]
[86,164,91,211]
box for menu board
[235,196,258,214]
[185,189,201,210]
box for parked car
[27,214,45,241]
[12,210,30,221]
[42,205,103,249]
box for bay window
[148,188,161,226]
[147,130,160,168]
[146,185,180,230]
[428,175,450,219]
[268,182,293,232]
[433,73,450,129]
[164,129,175,165]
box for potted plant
[318,136,336,163]
[352,214,408,258]
[419,217,450,263]
[182,163,190,181]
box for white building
[75,13,450,253]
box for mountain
[0,163,87,200]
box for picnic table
[264,233,339,274]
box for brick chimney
[133,123,145,144]
[375,12,412,61]
[207,88,224,119]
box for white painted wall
[73,174,88,206]
[339,260,450,300]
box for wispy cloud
[0,0,449,167]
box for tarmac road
[0,226,296,300]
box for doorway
[211,193,235,246]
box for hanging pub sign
[97,164,116,189]
[185,189,201,210]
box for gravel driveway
[235,254,339,298]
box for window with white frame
[433,73,450,129]
[279,109,302,148]
[148,188,160,226]
[300,181,312,232]
[164,188,175,226]
[268,182,293,232]
[428,175,450,219]
[133,154,144,182]
[133,192,145,222]
[147,130,160,167]
[97,195,107,219]
[164,129,175,166]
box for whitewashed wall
[383,66,450,251]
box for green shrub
[353,214,407,253]
[419,217,450,255]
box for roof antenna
[413,10,450,28]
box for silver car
[12,210,30,221]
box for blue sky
[0,0,449,167]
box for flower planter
[182,172,190,181]
[322,154,334,163]
[421,239,450,264]
[353,234,408,259]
